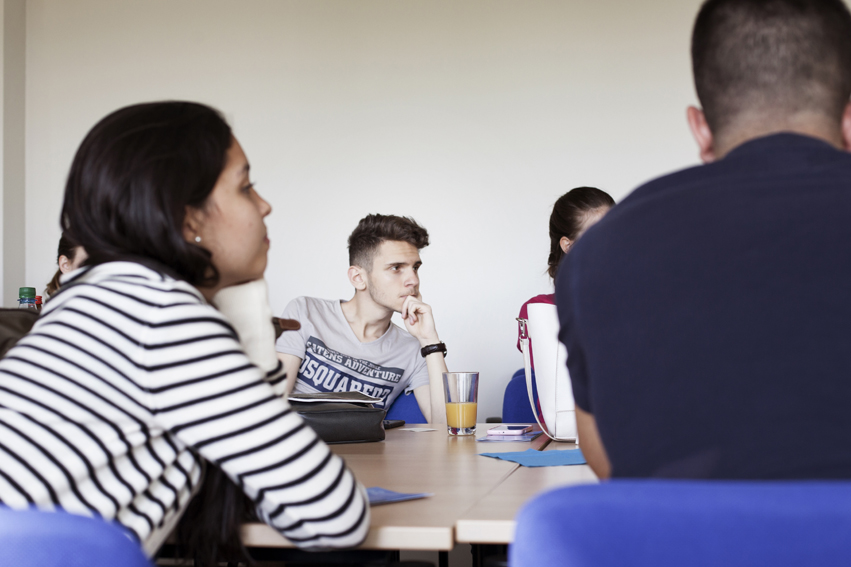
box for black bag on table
[289,392,386,444]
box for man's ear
[687,106,717,163]
[182,206,204,244]
[840,101,851,152]
[347,265,367,292]
[559,237,571,253]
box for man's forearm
[277,353,302,396]
[400,294,447,424]
[576,406,611,479]
[424,353,448,424]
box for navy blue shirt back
[557,133,851,479]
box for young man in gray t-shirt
[276,214,448,424]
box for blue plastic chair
[0,507,153,567]
[501,368,537,423]
[385,390,427,423]
[510,480,851,567]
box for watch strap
[420,342,447,358]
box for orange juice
[445,402,477,429]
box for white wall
[23,0,704,418]
[1,0,25,307]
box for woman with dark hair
[0,102,369,563]
[544,187,615,281]
[516,187,615,421]
[43,233,87,298]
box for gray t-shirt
[276,296,430,409]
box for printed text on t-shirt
[298,337,408,406]
[304,337,404,383]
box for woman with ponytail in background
[516,187,614,422]
[43,233,87,300]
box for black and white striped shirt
[0,261,369,554]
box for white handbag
[517,302,578,442]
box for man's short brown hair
[348,214,430,270]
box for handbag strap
[517,317,555,440]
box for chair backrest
[502,368,537,423]
[510,480,851,567]
[525,303,576,440]
[385,390,427,423]
[0,507,153,567]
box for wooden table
[241,425,593,552]
[455,439,598,544]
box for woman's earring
[194,236,202,243]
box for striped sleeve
[0,274,204,547]
[139,292,370,548]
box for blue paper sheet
[479,448,586,467]
[366,487,433,505]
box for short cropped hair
[692,0,851,134]
[61,101,232,287]
[347,214,430,270]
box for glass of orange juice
[443,372,479,436]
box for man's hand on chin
[403,292,448,425]
[401,293,440,345]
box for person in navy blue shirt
[557,0,851,480]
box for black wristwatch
[420,342,447,358]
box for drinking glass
[443,372,479,436]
